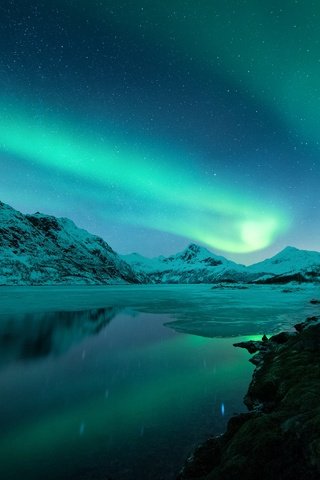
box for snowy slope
[122,243,248,283]
[1,200,319,285]
[121,252,165,274]
[247,246,320,282]
[123,244,320,284]
[0,201,141,285]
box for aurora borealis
[1,1,319,262]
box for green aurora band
[0,102,289,253]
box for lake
[0,284,318,479]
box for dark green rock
[179,316,320,480]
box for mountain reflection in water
[0,307,121,364]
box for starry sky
[0,0,319,263]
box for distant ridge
[0,201,319,285]
[122,244,320,284]
[246,245,320,284]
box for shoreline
[178,303,320,480]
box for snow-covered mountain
[0,201,141,285]
[1,201,319,285]
[122,243,249,283]
[123,244,320,284]
[247,246,320,283]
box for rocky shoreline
[178,304,320,480]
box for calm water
[0,284,318,480]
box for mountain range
[122,244,320,284]
[0,201,319,285]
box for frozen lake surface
[0,284,319,479]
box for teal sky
[0,1,319,262]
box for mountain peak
[178,243,212,262]
[279,246,299,254]
[184,243,213,256]
[171,243,233,268]
[185,243,203,253]
[272,246,320,260]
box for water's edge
[178,311,320,480]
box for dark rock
[310,299,320,305]
[294,322,304,333]
[233,340,262,354]
[245,379,278,412]
[254,272,308,284]
[211,283,248,289]
[201,257,222,267]
[177,437,222,479]
[179,321,320,480]
[294,316,319,333]
[224,412,257,441]
[269,332,291,344]
[249,352,264,366]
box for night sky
[0,0,319,263]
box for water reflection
[0,284,318,368]
[0,285,318,480]
[0,307,121,365]
[0,306,253,480]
